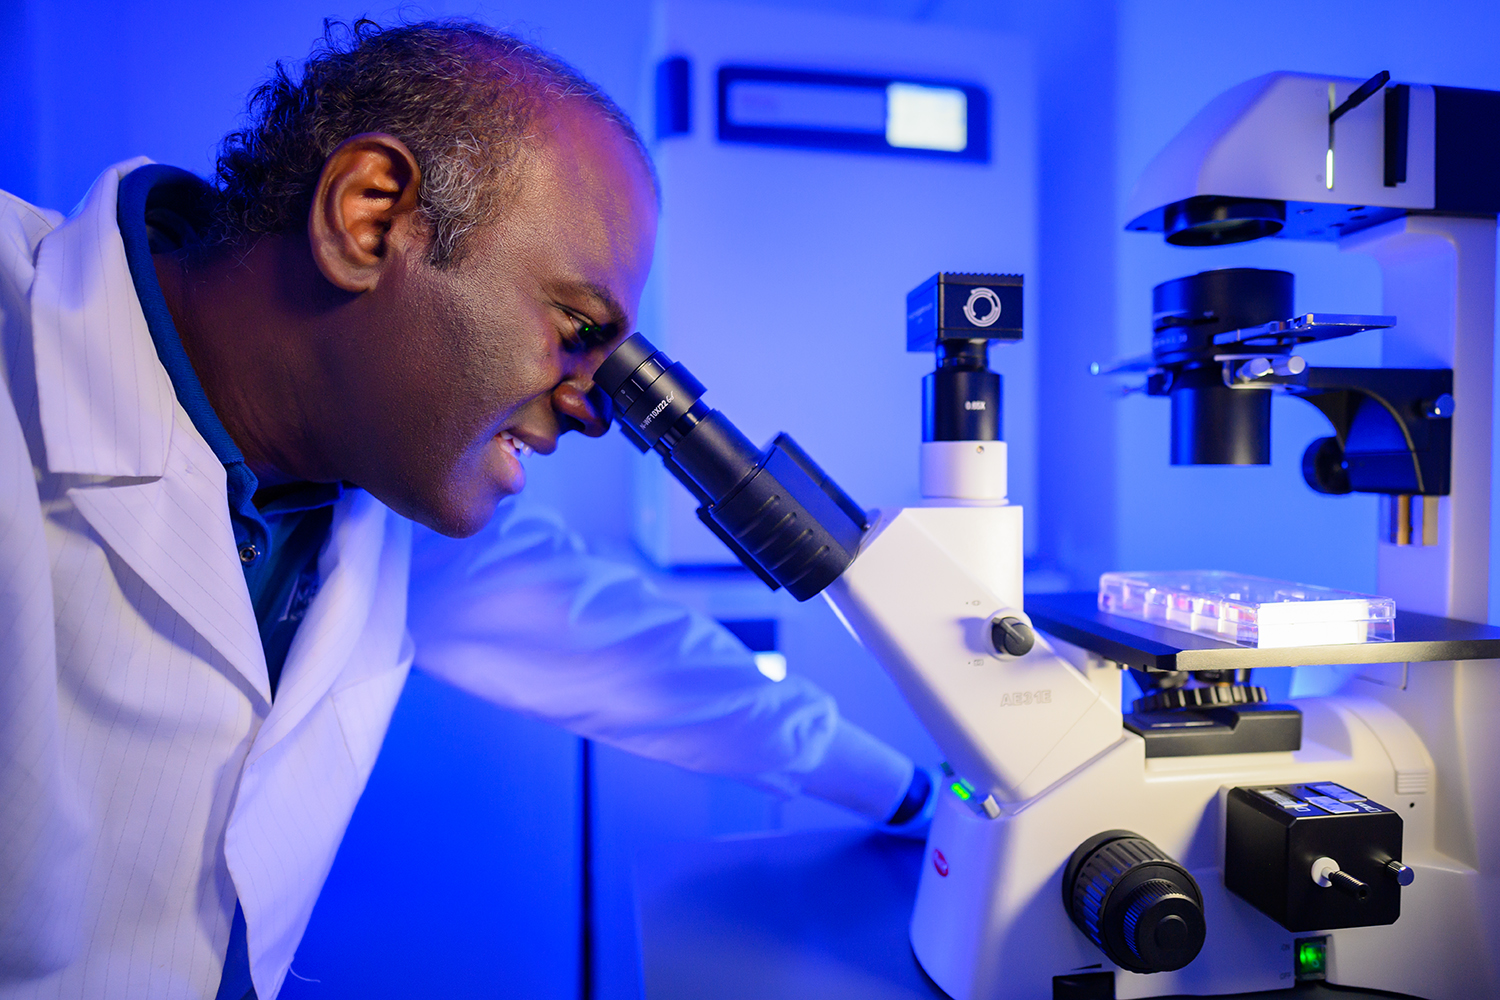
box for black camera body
[906,273,1023,445]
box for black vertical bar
[579,737,595,1000]
[655,57,691,139]
[1384,84,1410,187]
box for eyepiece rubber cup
[594,332,658,399]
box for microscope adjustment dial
[1063,830,1206,974]
[989,614,1036,657]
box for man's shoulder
[0,188,65,268]
[0,189,61,406]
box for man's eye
[564,314,620,353]
[577,322,619,349]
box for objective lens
[1169,368,1271,465]
[1153,269,1291,466]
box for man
[0,18,932,1000]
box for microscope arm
[823,508,1122,808]
[593,333,1121,808]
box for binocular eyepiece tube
[595,333,869,601]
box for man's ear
[308,133,423,293]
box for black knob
[1063,830,1206,973]
[991,616,1035,657]
[1329,870,1370,901]
[1302,435,1352,495]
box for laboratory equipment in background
[1094,265,1455,539]
[911,70,1500,1000]
[602,72,1500,1000]
[636,0,1036,567]
[1141,267,1371,469]
[1112,70,1498,575]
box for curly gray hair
[210,18,656,268]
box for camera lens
[924,340,1001,442]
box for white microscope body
[826,461,1470,998]
[823,71,1500,1000]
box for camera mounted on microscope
[907,273,1023,503]
[906,272,1022,442]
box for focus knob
[1122,879,1204,970]
[1063,830,1206,973]
[991,616,1035,657]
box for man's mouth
[497,430,534,459]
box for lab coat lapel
[30,158,173,479]
[66,408,271,705]
[248,489,391,762]
[32,160,270,703]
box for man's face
[327,101,657,536]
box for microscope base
[909,695,1486,1000]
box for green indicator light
[950,781,973,801]
[1295,937,1328,980]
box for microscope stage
[1028,591,1500,671]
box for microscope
[597,70,1500,1000]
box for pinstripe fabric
[0,189,88,981]
[0,165,414,1000]
[30,160,174,480]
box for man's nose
[552,378,613,437]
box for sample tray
[1027,592,1500,672]
[1098,570,1394,648]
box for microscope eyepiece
[596,333,868,601]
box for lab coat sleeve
[404,500,914,821]
[0,194,88,976]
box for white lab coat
[0,161,912,999]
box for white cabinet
[637,0,1039,564]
